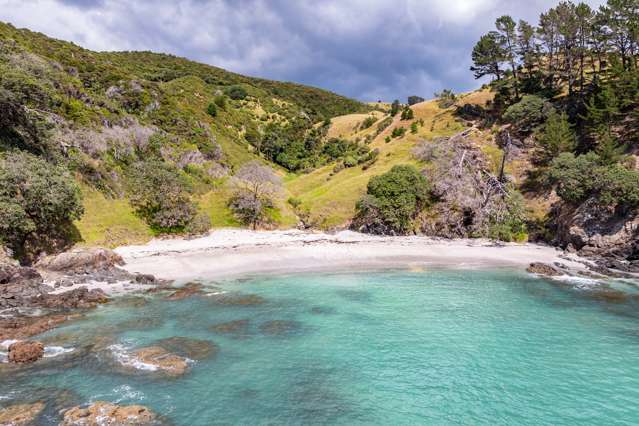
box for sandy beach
[114,229,587,282]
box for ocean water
[3,269,639,425]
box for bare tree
[229,161,282,229]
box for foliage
[0,151,83,260]
[407,95,425,106]
[391,127,406,138]
[206,102,217,117]
[353,165,430,235]
[224,85,248,100]
[470,32,504,81]
[400,106,414,120]
[359,115,377,130]
[548,152,639,208]
[390,100,401,116]
[536,111,576,164]
[127,161,199,233]
[503,95,554,133]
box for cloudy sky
[0,0,604,101]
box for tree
[400,106,414,120]
[229,161,282,229]
[128,161,201,232]
[353,165,430,235]
[471,32,505,81]
[496,15,520,97]
[0,151,83,260]
[575,3,595,92]
[390,99,401,116]
[408,95,425,105]
[517,19,539,79]
[503,95,555,133]
[596,130,625,164]
[434,89,457,108]
[537,111,576,163]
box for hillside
[0,21,369,249]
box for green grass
[75,185,153,248]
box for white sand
[115,229,587,282]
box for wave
[108,344,158,371]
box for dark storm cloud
[0,0,604,101]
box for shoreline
[114,229,589,282]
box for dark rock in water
[61,401,156,425]
[587,289,629,304]
[164,283,205,301]
[211,294,266,306]
[526,262,563,277]
[8,340,44,363]
[310,306,336,315]
[135,274,157,284]
[155,337,218,360]
[116,316,162,331]
[209,319,250,336]
[335,289,372,302]
[259,320,302,336]
[34,287,109,310]
[0,402,45,425]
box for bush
[353,165,430,235]
[390,100,401,116]
[434,89,457,109]
[206,103,217,117]
[391,127,406,138]
[287,197,302,209]
[360,115,377,130]
[224,85,248,100]
[0,151,83,260]
[128,161,198,232]
[229,161,282,229]
[503,95,554,134]
[400,106,414,120]
[214,95,227,109]
[548,152,639,208]
[536,111,575,164]
[184,213,211,236]
[410,122,418,134]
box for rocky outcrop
[0,314,75,340]
[526,262,564,277]
[164,282,205,301]
[36,248,124,274]
[0,402,45,425]
[155,337,217,360]
[34,287,109,310]
[132,346,189,376]
[7,340,44,363]
[552,199,639,270]
[61,401,156,425]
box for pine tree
[585,84,619,134]
[596,130,625,165]
[496,15,520,97]
[470,32,505,81]
[537,111,576,163]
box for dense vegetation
[467,0,639,242]
[0,21,368,256]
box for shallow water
[3,269,639,425]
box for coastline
[114,229,589,282]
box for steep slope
[0,21,368,247]
[286,90,494,228]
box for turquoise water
[3,269,639,425]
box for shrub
[391,127,406,138]
[213,95,227,109]
[0,151,83,260]
[503,95,554,134]
[385,136,391,143]
[343,156,358,167]
[184,213,211,236]
[224,85,248,100]
[287,197,302,209]
[128,161,198,232]
[400,106,414,120]
[390,100,401,116]
[353,165,430,235]
[376,117,393,135]
[206,103,217,117]
[360,115,377,130]
[410,122,418,134]
[536,111,575,164]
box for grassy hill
[0,21,369,246]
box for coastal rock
[526,262,563,277]
[164,282,205,301]
[552,199,639,267]
[35,247,124,274]
[156,337,217,360]
[0,402,45,425]
[61,401,156,425]
[0,314,76,340]
[132,346,189,376]
[8,340,44,363]
[34,287,109,310]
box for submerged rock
[526,262,563,277]
[0,314,77,340]
[259,320,302,336]
[61,401,156,425]
[156,337,218,360]
[0,401,45,425]
[209,319,250,337]
[7,340,44,364]
[164,283,205,301]
[210,294,266,306]
[133,346,189,376]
